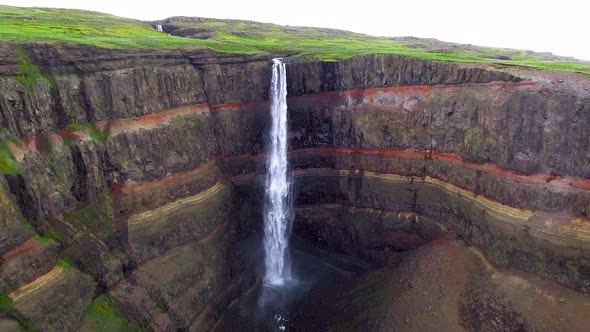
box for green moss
[0,140,19,175]
[84,295,139,332]
[0,293,13,312]
[89,129,110,145]
[22,219,58,244]
[103,248,121,262]
[62,137,73,147]
[155,297,169,313]
[16,319,35,332]
[0,293,35,331]
[32,234,55,245]
[14,52,51,94]
[56,258,71,269]
[67,123,110,145]
[66,123,92,131]
[172,115,189,127]
[20,219,34,233]
[63,193,116,240]
[66,199,111,229]
[43,221,64,241]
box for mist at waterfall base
[214,59,366,331]
[216,233,364,331]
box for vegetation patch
[84,295,139,332]
[0,140,19,175]
[14,52,51,94]
[0,7,588,74]
[67,123,110,144]
[32,234,55,245]
[21,219,57,244]
[0,293,13,312]
[43,220,65,242]
[56,258,71,269]
[89,129,110,145]
[63,193,115,238]
[103,248,121,262]
[1,292,36,331]
[0,6,252,52]
[66,198,111,228]
[172,115,189,127]
[0,128,16,141]
[155,297,169,313]
[20,218,34,233]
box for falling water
[263,58,292,286]
[156,24,163,32]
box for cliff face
[0,44,589,330]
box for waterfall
[156,24,163,32]
[263,58,292,286]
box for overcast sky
[3,0,590,60]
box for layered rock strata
[0,44,589,330]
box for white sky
[3,0,590,60]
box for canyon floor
[330,237,590,331]
[216,232,590,331]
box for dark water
[215,236,371,331]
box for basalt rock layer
[0,44,589,330]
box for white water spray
[263,58,292,286]
[156,24,163,32]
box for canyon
[0,32,589,330]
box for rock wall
[287,82,590,178]
[0,43,589,330]
[0,45,270,330]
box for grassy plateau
[0,5,589,74]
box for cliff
[1,9,590,331]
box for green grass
[56,258,71,269]
[67,123,110,144]
[502,60,590,73]
[0,6,256,53]
[84,295,139,332]
[0,139,19,175]
[0,6,589,74]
